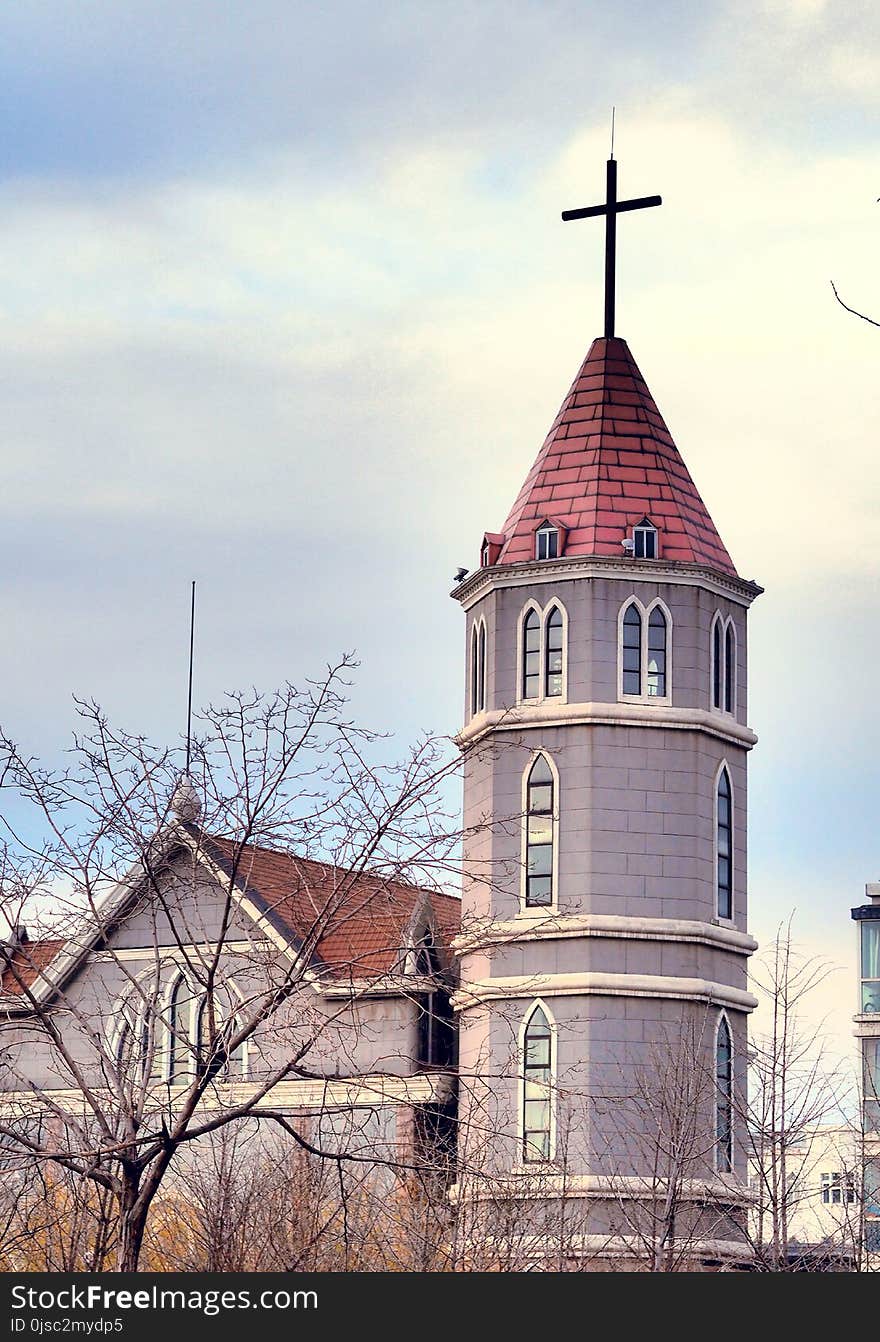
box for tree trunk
[116,1177,148,1273]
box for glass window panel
[527,844,553,877]
[861,982,880,1014]
[648,609,666,640]
[546,672,562,696]
[524,1078,549,1101]
[525,622,541,652]
[865,1160,880,1213]
[529,783,552,812]
[623,647,641,672]
[864,1041,880,1098]
[526,875,552,906]
[525,1039,550,1069]
[547,650,563,673]
[524,1099,550,1129]
[528,756,552,786]
[528,815,553,846]
[725,626,734,713]
[623,670,641,696]
[867,1101,880,1134]
[862,923,880,980]
[524,1131,550,1162]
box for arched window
[522,1005,553,1162]
[716,1015,733,1173]
[522,609,541,700]
[724,623,735,714]
[712,618,723,710]
[545,606,563,698]
[647,606,667,698]
[525,755,554,908]
[478,622,486,712]
[168,976,190,1083]
[716,768,732,919]
[470,622,487,716]
[622,602,642,696]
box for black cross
[562,158,661,340]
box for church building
[0,155,762,1271]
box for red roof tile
[493,337,737,576]
[202,835,460,980]
[0,842,460,997]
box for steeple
[489,336,737,577]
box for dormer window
[632,518,658,560]
[536,525,559,561]
[480,539,490,567]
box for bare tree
[0,663,463,1271]
[744,919,852,1270]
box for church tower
[450,158,762,1268]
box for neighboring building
[852,881,880,1260]
[750,1125,862,1266]
[0,820,460,1171]
[452,333,762,1267]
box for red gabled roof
[494,337,737,577]
[0,841,461,998]
[201,835,460,980]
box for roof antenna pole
[186,580,195,775]
[610,106,615,160]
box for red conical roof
[495,337,737,577]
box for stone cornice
[452,971,758,1013]
[453,912,758,958]
[451,554,763,611]
[0,1071,453,1117]
[456,699,758,750]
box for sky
[0,0,877,1072]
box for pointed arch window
[724,624,735,714]
[522,609,541,700]
[545,606,563,698]
[471,621,487,717]
[647,606,667,698]
[716,1015,733,1173]
[525,755,554,908]
[622,602,643,696]
[522,1005,553,1162]
[716,768,733,920]
[712,618,723,710]
[478,623,486,712]
[168,976,191,1083]
[711,615,736,715]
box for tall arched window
[622,602,643,696]
[716,768,733,919]
[522,609,541,700]
[545,606,563,697]
[478,623,486,712]
[647,606,667,698]
[724,623,735,714]
[525,755,554,907]
[716,1015,733,1173]
[168,976,190,1083]
[522,1004,553,1162]
[712,618,723,710]
[471,625,479,716]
